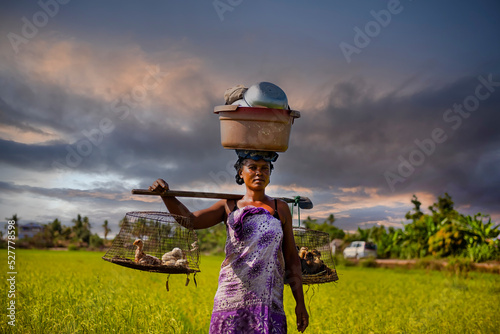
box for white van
[343,241,377,259]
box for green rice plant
[285,265,500,333]
[1,250,499,333]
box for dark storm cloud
[276,72,500,215]
[0,49,231,178]
[0,180,124,200]
[2,69,499,212]
[0,73,106,136]
[2,0,500,234]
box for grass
[1,250,499,333]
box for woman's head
[234,158,274,185]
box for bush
[68,244,79,251]
[196,223,226,255]
[89,234,104,248]
[467,243,499,262]
[428,223,467,257]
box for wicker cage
[102,211,200,274]
[293,227,339,284]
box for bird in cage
[311,249,324,267]
[298,246,308,259]
[303,251,319,274]
[162,247,183,264]
[175,259,189,269]
[163,259,176,266]
[302,250,327,275]
[133,239,161,265]
[190,241,199,253]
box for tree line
[2,214,111,250]
[3,193,499,262]
[302,193,500,262]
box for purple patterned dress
[209,205,287,334]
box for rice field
[1,250,499,333]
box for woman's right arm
[150,179,226,230]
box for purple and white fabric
[209,206,286,334]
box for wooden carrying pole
[131,189,313,209]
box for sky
[1,0,499,237]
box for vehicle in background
[343,241,377,259]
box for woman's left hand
[295,303,309,332]
[149,178,168,192]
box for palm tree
[72,214,91,243]
[102,220,111,240]
[83,216,91,232]
[357,227,371,242]
[428,192,460,224]
[325,214,336,225]
[48,218,62,239]
[405,195,423,221]
[5,214,20,223]
[72,214,83,235]
[5,214,20,233]
[81,216,91,243]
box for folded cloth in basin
[236,149,279,162]
[224,84,248,105]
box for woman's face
[239,159,271,190]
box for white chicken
[163,259,176,266]
[133,239,161,265]
[162,247,184,265]
[175,259,188,268]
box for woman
[149,152,308,333]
